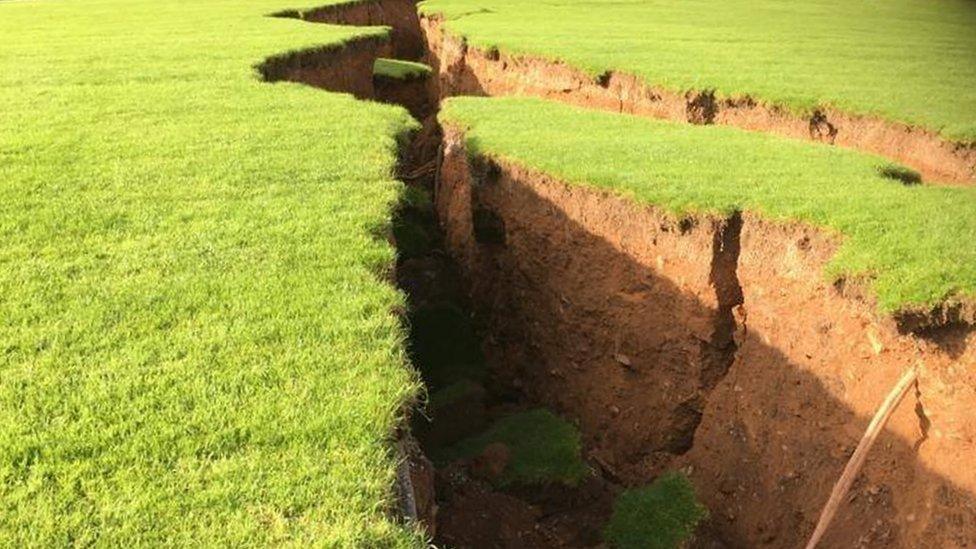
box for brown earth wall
[437,125,976,547]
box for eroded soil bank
[377,52,626,542]
[421,15,976,186]
[436,125,976,547]
[258,33,388,98]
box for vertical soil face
[262,0,430,98]
[421,16,976,185]
[257,35,389,98]
[375,75,437,120]
[683,220,976,548]
[437,134,741,468]
[437,127,976,548]
[302,0,427,60]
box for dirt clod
[686,89,718,125]
[470,442,512,481]
[809,110,838,143]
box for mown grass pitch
[421,0,976,141]
[440,97,976,314]
[0,0,423,545]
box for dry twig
[804,364,919,549]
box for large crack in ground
[258,1,976,546]
[674,212,745,455]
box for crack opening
[912,380,931,451]
[259,2,974,546]
[671,211,744,456]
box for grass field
[4,0,974,544]
[0,0,424,545]
[440,97,976,313]
[421,0,976,141]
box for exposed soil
[257,34,388,98]
[435,468,619,549]
[262,0,429,97]
[421,15,976,186]
[436,127,976,547]
[395,123,624,547]
[375,73,437,120]
[263,1,976,546]
[276,0,426,60]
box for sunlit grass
[375,58,433,80]
[421,0,976,141]
[0,0,423,544]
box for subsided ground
[433,102,976,546]
[413,2,976,544]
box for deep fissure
[261,1,976,546]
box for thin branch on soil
[804,363,920,549]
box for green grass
[0,0,425,545]
[374,58,433,80]
[440,97,976,314]
[604,472,708,549]
[434,409,587,486]
[420,0,976,141]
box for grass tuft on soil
[440,96,976,315]
[0,0,424,545]
[604,472,708,549]
[435,409,587,486]
[421,0,976,141]
[374,57,433,80]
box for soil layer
[396,122,623,547]
[375,74,436,120]
[301,0,427,60]
[258,34,388,98]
